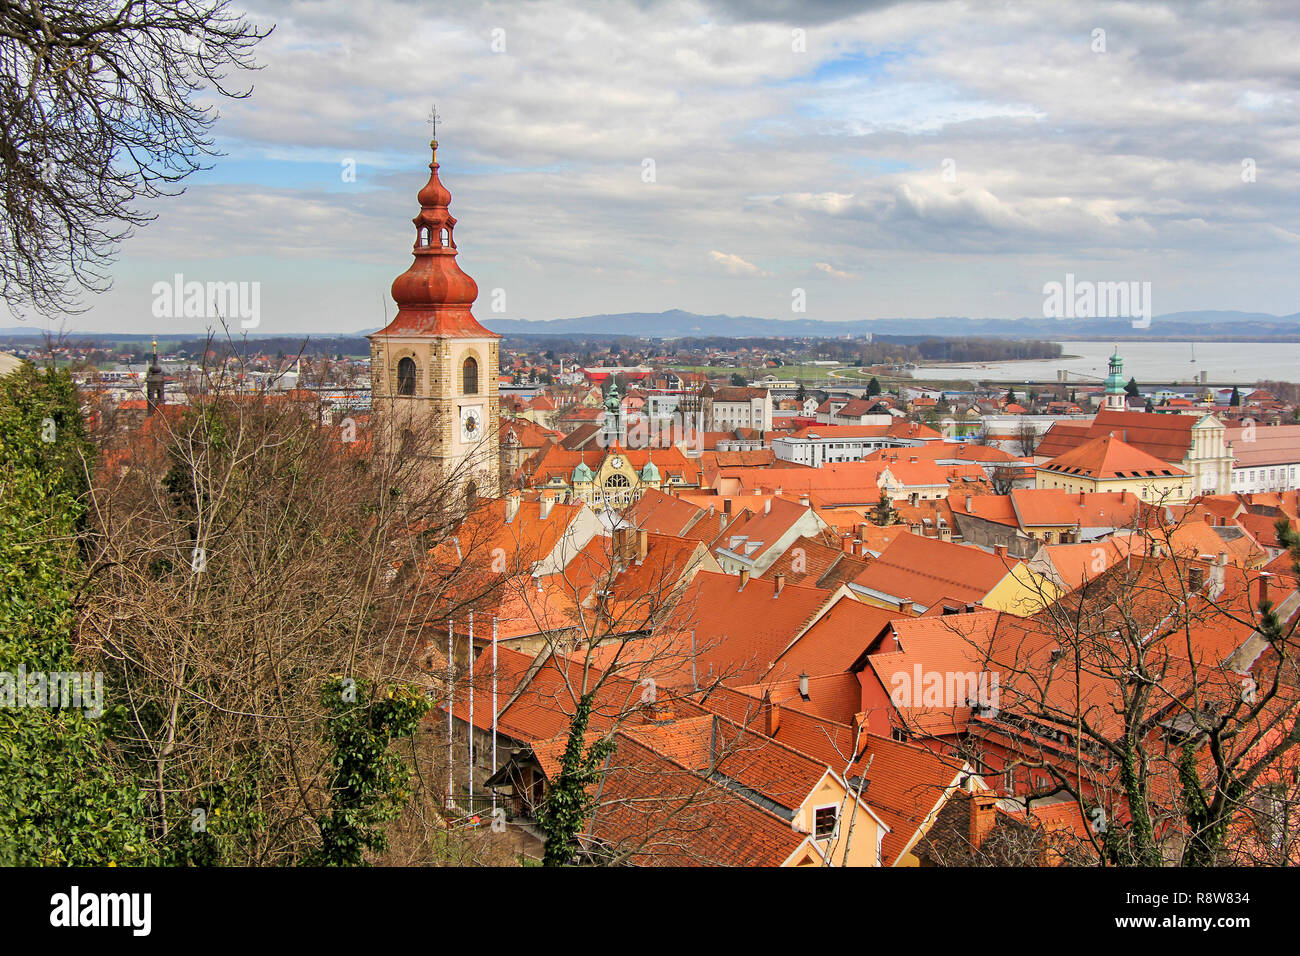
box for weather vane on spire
[428,103,440,140]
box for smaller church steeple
[146,338,165,417]
[603,380,624,447]
[1103,346,1128,412]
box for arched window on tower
[418,226,430,247]
[463,357,478,395]
[440,227,450,247]
[397,357,417,396]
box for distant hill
[5,307,1299,343]
[477,309,1300,340]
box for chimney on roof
[774,572,786,597]
[763,692,781,737]
[719,512,727,532]
[966,495,974,513]
[798,672,810,700]
[1120,490,1128,503]
[723,498,733,516]
[636,528,648,564]
[764,498,773,515]
[739,568,750,590]
[994,545,1008,561]
[1205,552,1227,601]
[970,791,1000,850]
[539,495,555,520]
[505,493,521,524]
[1188,565,1204,591]
[1258,573,1273,611]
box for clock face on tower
[460,405,483,442]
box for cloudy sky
[14,0,1300,335]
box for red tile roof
[851,534,1016,609]
[769,598,901,678]
[660,571,846,684]
[1036,409,1199,464]
[1040,433,1188,480]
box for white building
[706,385,772,432]
[772,425,936,466]
[1227,424,1300,493]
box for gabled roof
[698,686,969,865]
[1036,409,1200,463]
[1040,433,1187,480]
[661,571,846,684]
[1226,424,1300,468]
[851,534,1017,610]
[713,497,820,564]
[833,398,878,418]
[769,598,902,678]
[864,610,1005,735]
[710,386,768,402]
[761,534,854,588]
[621,487,706,537]
[1008,488,1144,529]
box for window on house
[397,357,417,396]
[814,805,839,840]
[463,357,479,395]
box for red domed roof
[371,139,499,340]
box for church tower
[1102,346,1128,412]
[368,133,500,495]
[602,380,624,448]
[145,339,165,417]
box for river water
[916,341,1300,384]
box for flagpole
[468,611,474,808]
[446,618,453,811]
[492,616,499,818]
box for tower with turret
[367,133,500,495]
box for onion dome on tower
[374,137,498,340]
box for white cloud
[814,262,856,279]
[709,250,768,276]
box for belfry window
[418,226,431,247]
[440,227,450,247]
[397,357,417,395]
[463,357,478,395]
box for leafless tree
[1016,420,1039,457]
[0,0,270,315]
[77,341,507,864]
